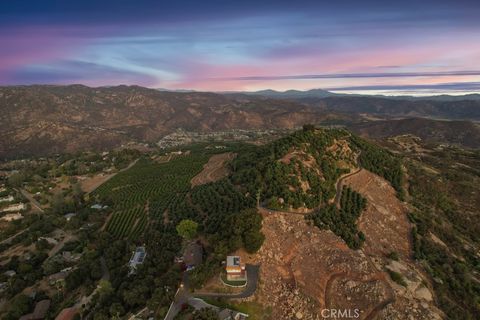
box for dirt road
[0,228,27,245]
[86,158,139,194]
[191,152,235,187]
[18,188,44,212]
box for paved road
[164,288,187,320]
[164,264,260,319]
[194,264,260,299]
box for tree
[193,307,218,320]
[7,172,25,187]
[176,219,198,240]
[72,182,85,207]
[109,302,125,319]
[51,192,66,214]
[244,230,265,253]
[97,279,114,304]
[302,124,315,131]
[5,294,31,320]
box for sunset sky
[1,0,479,95]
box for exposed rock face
[0,85,343,158]
[248,170,443,319]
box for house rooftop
[226,256,241,267]
[64,213,76,221]
[4,270,16,277]
[218,308,249,320]
[49,271,68,282]
[129,246,147,272]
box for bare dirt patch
[82,159,138,193]
[247,213,391,320]
[80,173,115,193]
[191,152,235,187]
[343,170,411,259]
[246,170,443,319]
[343,170,443,319]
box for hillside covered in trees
[1,127,406,319]
[231,126,404,210]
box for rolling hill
[0,85,345,158]
[2,85,480,159]
[348,118,480,148]
[284,95,480,120]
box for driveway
[194,264,260,299]
[164,264,260,319]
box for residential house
[225,256,246,281]
[62,251,82,263]
[64,213,77,221]
[1,202,27,212]
[0,195,14,203]
[0,213,23,221]
[4,270,16,277]
[48,271,68,286]
[218,308,249,320]
[128,246,147,274]
[90,204,108,210]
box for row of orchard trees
[93,154,209,237]
[308,186,367,250]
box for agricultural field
[92,154,210,239]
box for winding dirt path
[333,167,363,207]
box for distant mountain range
[244,88,336,99]
[242,88,480,101]
[1,85,479,158]
[0,85,344,158]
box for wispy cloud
[216,70,480,81]
[1,0,480,94]
[328,81,480,92]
